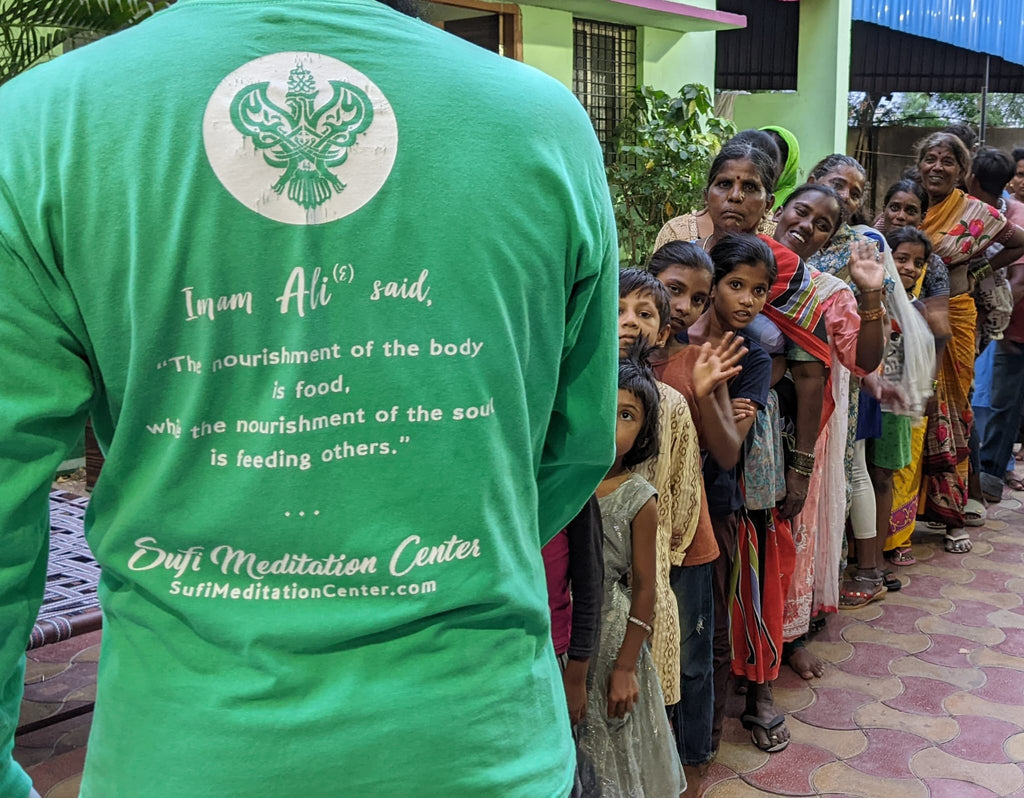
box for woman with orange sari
[906,132,1024,553]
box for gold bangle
[858,306,886,322]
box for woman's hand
[732,397,757,423]
[848,240,885,294]
[693,333,747,399]
[778,468,810,519]
[862,371,908,410]
[607,666,639,718]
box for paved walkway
[13,492,1024,797]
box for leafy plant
[607,84,735,268]
[0,0,168,86]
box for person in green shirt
[0,2,618,796]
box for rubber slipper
[1006,476,1024,491]
[888,546,916,566]
[741,714,790,753]
[964,498,986,527]
[944,533,973,554]
[882,569,902,592]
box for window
[433,0,522,60]
[572,19,637,164]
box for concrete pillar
[732,0,852,183]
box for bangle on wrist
[627,615,652,635]
[858,306,886,322]
[788,463,813,477]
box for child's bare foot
[786,640,824,680]
[682,763,710,797]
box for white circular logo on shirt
[203,52,398,225]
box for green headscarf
[760,125,800,210]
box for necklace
[701,236,712,252]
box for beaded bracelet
[858,306,886,322]
[628,615,652,635]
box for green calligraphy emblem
[230,65,374,210]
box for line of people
[543,125,1024,797]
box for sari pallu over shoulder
[922,189,1009,266]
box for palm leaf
[0,0,170,85]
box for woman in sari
[908,132,1024,553]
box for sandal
[839,575,887,608]
[741,713,790,753]
[944,532,973,554]
[964,498,987,527]
[882,569,902,592]
[1006,476,1024,491]
[888,546,916,566]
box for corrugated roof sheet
[852,0,1024,68]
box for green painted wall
[520,4,719,95]
[640,27,715,91]
[521,5,574,89]
[732,0,852,183]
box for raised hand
[848,240,885,294]
[693,333,747,399]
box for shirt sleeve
[535,156,618,544]
[564,495,603,661]
[732,343,772,408]
[0,232,95,798]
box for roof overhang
[530,0,746,32]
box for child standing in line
[577,351,684,797]
[648,241,748,797]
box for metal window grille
[573,19,637,164]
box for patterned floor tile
[1005,733,1024,761]
[922,778,1001,797]
[942,583,1023,610]
[811,761,928,798]
[853,702,959,743]
[994,628,1024,657]
[705,778,773,797]
[905,562,974,584]
[888,654,987,690]
[972,647,1024,670]
[883,675,962,716]
[804,639,855,664]
[910,747,1024,795]
[944,692,1024,729]
[793,688,874,730]
[914,634,985,669]
[941,598,1016,629]
[715,740,770,776]
[738,742,834,796]
[870,604,932,635]
[810,668,904,701]
[783,716,867,759]
[840,623,929,653]
[972,667,1024,705]
[964,553,1024,578]
[916,615,1006,646]
[938,714,1022,764]
[881,591,955,615]
[988,608,1024,630]
[844,728,929,779]
[833,642,903,678]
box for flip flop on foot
[888,546,916,566]
[741,714,790,753]
[882,569,902,592]
[1006,476,1024,492]
[944,531,972,554]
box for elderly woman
[912,132,1024,553]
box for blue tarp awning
[852,0,1024,68]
